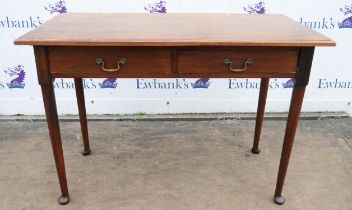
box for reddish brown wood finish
[295,47,315,87]
[34,46,70,205]
[273,47,315,205]
[49,47,172,74]
[171,50,178,73]
[47,46,298,78]
[74,78,91,156]
[14,13,335,47]
[40,85,70,205]
[274,86,306,205]
[251,78,270,154]
[51,72,296,79]
[34,47,51,86]
[178,48,298,74]
[17,13,331,206]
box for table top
[14,13,335,47]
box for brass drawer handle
[96,58,127,72]
[224,58,254,72]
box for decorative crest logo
[99,78,118,89]
[191,78,210,89]
[44,0,67,14]
[244,1,266,14]
[144,0,167,13]
[282,79,295,88]
[4,65,26,89]
[338,4,352,28]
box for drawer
[48,47,171,74]
[177,48,299,74]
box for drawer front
[178,48,299,74]
[49,47,171,74]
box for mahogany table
[14,13,335,205]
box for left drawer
[48,47,172,75]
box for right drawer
[177,47,299,74]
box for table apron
[47,46,299,79]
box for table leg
[41,84,70,205]
[273,86,306,205]
[252,78,269,154]
[74,78,91,156]
[273,47,314,205]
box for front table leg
[274,86,305,204]
[273,47,314,205]
[41,84,70,205]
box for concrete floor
[0,118,352,210]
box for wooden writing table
[14,13,335,205]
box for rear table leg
[251,78,269,154]
[74,78,91,156]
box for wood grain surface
[49,46,171,74]
[47,46,299,78]
[178,47,298,73]
[14,13,335,47]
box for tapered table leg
[273,47,315,205]
[252,78,269,154]
[41,84,70,205]
[273,86,306,205]
[74,78,91,156]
